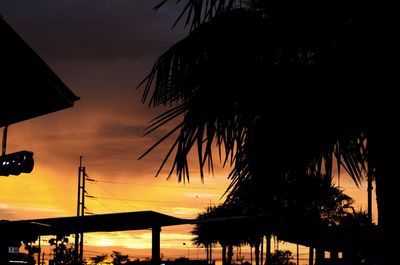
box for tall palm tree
[139,1,395,263]
[140,0,367,202]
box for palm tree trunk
[374,160,391,265]
[315,249,324,265]
[260,236,264,265]
[206,244,209,264]
[210,244,213,265]
[227,245,233,265]
[250,245,253,264]
[368,124,395,265]
[239,246,242,263]
[254,240,260,265]
[330,250,338,265]
[309,246,314,265]
[266,234,271,265]
[222,244,227,265]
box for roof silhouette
[0,211,190,240]
[0,16,79,127]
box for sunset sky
[0,0,375,262]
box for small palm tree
[192,207,218,264]
[269,250,295,265]
[90,254,108,264]
[192,205,248,265]
[111,251,129,265]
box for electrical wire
[90,195,212,206]
[89,178,221,190]
[89,181,141,210]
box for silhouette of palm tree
[90,254,108,264]
[140,1,394,263]
[227,171,362,263]
[192,177,358,265]
[111,251,130,265]
[140,0,367,202]
[192,207,218,264]
[192,205,246,265]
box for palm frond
[138,9,266,180]
[154,0,245,30]
[140,2,369,189]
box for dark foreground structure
[0,211,190,264]
[1,15,79,176]
[1,210,377,265]
[1,14,79,264]
[1,16,79,127]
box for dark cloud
[1,0,187,128]
[0,0,185,62]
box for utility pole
[37,235,41,265]
[75,156,86,263]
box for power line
[92,197,117,213]
[88,177,216,209]
[89,195,213,206]
[85,175,219,213]
[90,178,222,190]
[94,182,141,210]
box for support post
[152,226,161,265]
[2,125,8,155]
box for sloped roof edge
[1,16,80,127]
[0,211,192,240]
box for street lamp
[1,126,34,177]
[0,150,34,176]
